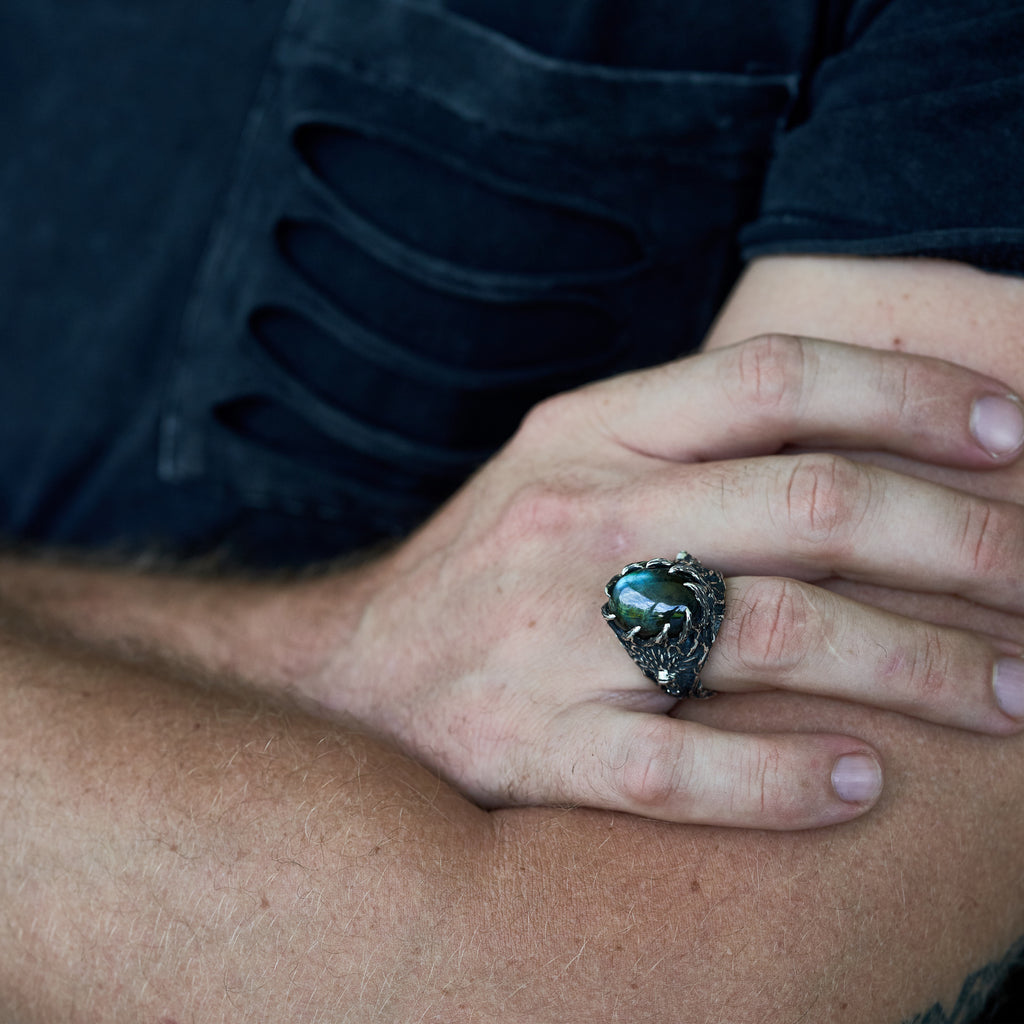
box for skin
[8,340,1024,826]
[2,255,1024,1021]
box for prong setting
[602,552,725,699]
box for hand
[311,334,1024,829]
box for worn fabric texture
[2,0,1023,564]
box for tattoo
[901,935,1024,1023]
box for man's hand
[7,336,1024,829]
[319,335,1024,828]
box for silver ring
[602,551,725,699]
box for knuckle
[493,480,580,548]
[515,390,577,443]
[778,453,865,552]
[731,333,808,420]
[882,631,951,706]
[879,355,914,426]
[954,498,1004,578]
[617,722,691,811]
[729,577,810,675]
[903,632,952,704]
[744,742,785,818]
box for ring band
[602,551,725,698]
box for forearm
[3,621,1021,1023]
[0,625,489,1022]
[0,554,355,710]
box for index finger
[578,334,1024,467]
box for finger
[616,452,1024,613]
[521,706,882,829]
[704,577,1024,735]
[577,334,1024,466]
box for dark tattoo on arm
[901,935,1024,1024]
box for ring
[602,551,725,699]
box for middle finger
[618,451,1024,615]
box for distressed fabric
[741,0,1024,272]
[2,0,1023,564]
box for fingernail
[970,394,1024,458]
[994,658,1024,719]
[831,754,883,804]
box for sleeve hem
[740,225,1024,277]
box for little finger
[514,706,882,829]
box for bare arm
[0,627,491,1022]
[1,608,1021,1023]
[4,255,1024,1022]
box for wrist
[0,555,364,709]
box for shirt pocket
[160,0,795,543]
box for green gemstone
[609,566,702,638]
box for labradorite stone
[609,567,702,638]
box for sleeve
[740,0,1024,275]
